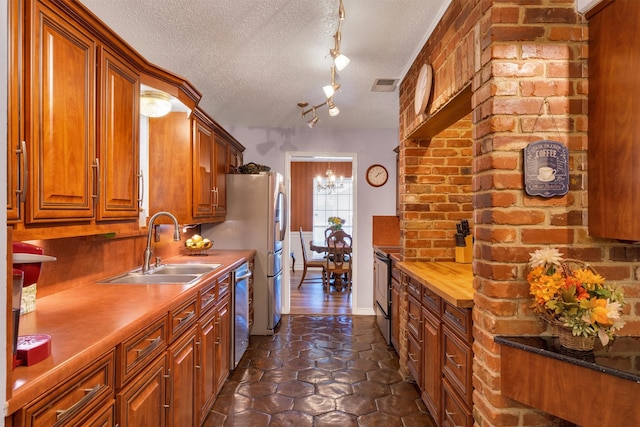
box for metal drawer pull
[445,352,463,369]
[445,410,461,427]
[408,352,417,363]
[176,310,195,323]
[56,384,101,421]
[134,336,161,354]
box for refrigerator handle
[279,188,288,242]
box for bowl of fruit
[184,234,213,255]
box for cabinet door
[227,143,243,173]
[168,326,197,427]
[214,137,227,217]
[97,47,140,220]
[117,354,167,427]
[7,0,24,222]
[27,0,97,222]
[422,307,442,424]
[214,293,231,392]
[192,118,215,219]
[390,277,400,351]
[197,308,217,424]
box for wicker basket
[557,327,595,351]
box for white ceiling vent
[371,78,399,92]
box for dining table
[309,240,352,291]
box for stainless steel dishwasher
[231,262,252,368]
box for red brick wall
[402,115,473,261]
[399,1,640,426]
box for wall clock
[366,164,388,187]
[414,63,433,115]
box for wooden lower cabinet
[17,351,115,427]
[167,326,198,427]
[214,292,231,393]
[117,353,168,426]
[421,306,441,422]
[390,269,401,351]
[197,307,218,424]
[10,267,242,427]
[403,272,473,427]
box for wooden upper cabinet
[588,0,640,241]
[214,137,228,218]
[7,0,24,223]
[26,0,97,222]
[97,47,141,220]
[192,118,216,220]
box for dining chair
[298,227,326,289]
[323,231,352,293]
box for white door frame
[282,151,358,314]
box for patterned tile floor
[204,315,436,427]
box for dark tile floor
[204,314,436,427]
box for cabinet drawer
[442,303,472,341]
[442,377,472,427]
[407,333,422,388]
[218,273,230,300]
[391,264,401,282]
[406,276,422,300]
[442,325,473,403]
[170,295,198,340]
[407,294,422,340]
[422,286,441,316]
[199,279,217,313]
[117,316,167,387]
[20,351,115,427]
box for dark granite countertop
[495,335,640,383]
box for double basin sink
[99,263,222,285]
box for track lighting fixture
[308,114,320,128]
[327,98,339,117]
[296,0,349,126]
[323,66,341,99]
[330,0,349,71]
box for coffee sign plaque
[524,140,568,197]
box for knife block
[455,235,473,263]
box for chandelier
[317,163,344,193]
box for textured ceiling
[79,0,450,129]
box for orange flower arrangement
[527,248,625,346]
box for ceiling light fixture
[323,66,341,99]
[296,0,349,127]
[330,0,350,71]
[140,91,172,118]
[327,98,340,117]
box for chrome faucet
[143,211,181,273]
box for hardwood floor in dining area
[289,268,352,315]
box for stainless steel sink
[102,274,200,284]
[148,264,222,275]
[98,263,222,285]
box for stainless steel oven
[374,251,392,345]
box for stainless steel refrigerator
[203,172,286,335]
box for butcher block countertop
[8,250,255,414]
[396,261,474,308]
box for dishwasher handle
[235,270,252,281]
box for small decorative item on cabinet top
[527,248,626,350]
